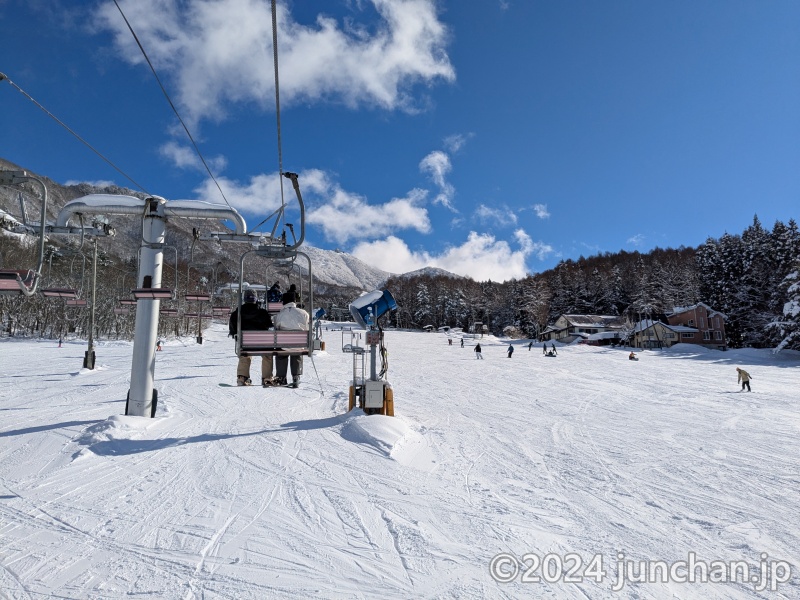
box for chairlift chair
[235,245,314,360]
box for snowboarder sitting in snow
[273,289,310,388]
[736,367,752,392]
[229,289,273,386]
[629,352,638,361]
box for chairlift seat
[185,293,211,302]
[0,269,35,295]
[66,299,88,306]
[267,302,284,313]
[41,287,79,299]
[132,288,174,300]
[240,330,310,356]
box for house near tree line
[661,302,727,351]
[540,303,727,351]
[539,314,627,345]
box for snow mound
[72,415,169,458]
[662,343,715,354]
[340,413,434,470]
[74,415,153,445]
[341,412,410,455]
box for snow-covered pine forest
[386,216,800,351]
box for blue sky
[3,1,800,281]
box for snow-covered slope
[398,266,464,280]
[1,324,798,598]
[289,245,392,290]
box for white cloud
[188,168,431,242]
[352,229,554,281]
[443,133,472,153]
[532,203,550,219]
[474,204,517,227]
[94,0,455,125]
[159,141,227,173]
[627,234,645,246]
[307,186,431,244]
[351,236,430,274]
[419,150,455,210]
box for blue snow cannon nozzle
[349,289,397,329]
[313,307,326,321]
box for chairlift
[233,172,315,360]
[41,251,86,300]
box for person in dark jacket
[507,344,514,358]
[286,283,301,305]
[267,281,282,303]
[474,343,483,359]
[229,289,273,386]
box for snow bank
[340,412,434,470]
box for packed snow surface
[1,324,799,599]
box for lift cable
[0,72,150,195]
[112,0,233,211]
[271,0,287,231]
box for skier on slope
[736,367,752,392]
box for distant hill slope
[397,266,464,280]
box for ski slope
[1,322,799,599]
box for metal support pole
[83,238,98,369]
[127,198,166,417]
[370,341,377,381]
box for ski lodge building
[539,314,627,345]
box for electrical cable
[111,0,233,210]
[0,72,150,194]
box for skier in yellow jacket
[736,367,752,392]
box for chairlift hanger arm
[0,170,48,295]
[282,172,305,251]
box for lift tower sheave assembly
[347,289,398,416]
